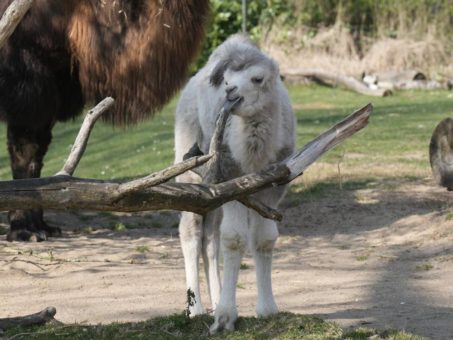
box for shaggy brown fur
[430,118,453,190]
[0,0,209,241]
[69,0,209,124]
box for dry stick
[0,0,33,49]
[0,307,57,331]
[56,97,115,176]
[197,98,238,181]
[116,154,213,199]
[0,104,372,214]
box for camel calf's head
[209,38,279,118]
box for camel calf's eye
[251,77,263,84]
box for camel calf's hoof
[209,307,237,335]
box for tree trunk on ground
[285,69,391,97]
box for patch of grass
[3,312,424,339]
[236,283,245,289]
[445,212,453,221]
[135,245,150,254]
[356,255,369,262]
[344,327,425,340]
[113,222,127,232]
[240,263,250,270]
[415,263,434,271]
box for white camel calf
[174,34,296,333]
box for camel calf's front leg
[251,212,279,317]
[179,212,205,316]
[210,202,248,334]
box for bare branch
[116,154,212,199]
[201,97,241,183]
[56,97,115,176]
[0,0,33,49]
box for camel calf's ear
[183,143,204,160]
[210,59,230,87]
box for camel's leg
[250,211,279,317]
[210,201,248,334]
[179,211,205,316]
[6,123,61,242]
[202,209,222,312]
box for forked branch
[0,103,372,215]
[56,97,115,176]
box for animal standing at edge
[174,35,296,333]
[0,0,209,241]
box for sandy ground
[1,178,452,339]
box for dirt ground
[1,177,452,339]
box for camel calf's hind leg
[180,209,222,316]
[6,124,61,242]
[202,209,222,312]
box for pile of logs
[284,69,453,97]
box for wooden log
[0,0,33,49]
[0,104,373,215]
[0,307,57,331]
[285,69,391,97]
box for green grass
[415,263,434,271]
[356,255,369,262]
[135,245,150,254]
[1,86,452,182]
[3,312,424,340]
[291,86,453,167]
[0,101,177,181]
